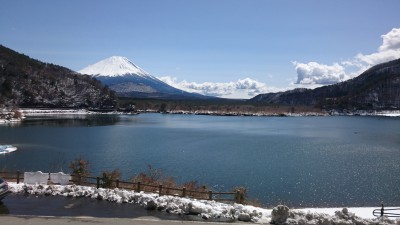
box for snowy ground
[20,108,400,117]
[0,119,21,123]
[7,183,399,224]
[21,109,101,115]
[375,111,400,117]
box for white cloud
[379,28,400,52]
[158,76,270,99]
[293,62,349,85]
[160,28,400,97]
[295,28,400,85]
[356,49,400,66]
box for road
[0,194,246,224]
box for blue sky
[1,0,400,98]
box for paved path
[1,194,247,224]
[0,215,249,225]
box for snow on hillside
[8,182,399,224]
[79,56,152,78]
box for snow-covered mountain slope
[79,56,150,78]
[79,56,211,99]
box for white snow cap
[79,56,149,77]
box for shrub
[100,169,121,188]
[130,165,208,197]
[131,165,162,184]
[183,181,208,199]
[69,157,90,184]
[233,186,248,204]
[12,110,22,119]
[131,165,164,192]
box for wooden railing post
[116,179,119,188]
[235,190,241,204]
[158,185,163,196]
[96,177,100,189]
[16,171,20,184]
[208,191,213,200]
[137,182,141,192]
[182,187,186,197]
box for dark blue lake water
[1,114,399,207]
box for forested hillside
[0,45,117,108]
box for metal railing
[373,204,400,218]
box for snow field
[8,183,399,224]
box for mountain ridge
[250,58,400,110]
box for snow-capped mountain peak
[79,56,150,77]
[78,55,211,100]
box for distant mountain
[250,58,400,110]
[79,56,212,100]
[0,45,117,108]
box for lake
[1,113,399,207]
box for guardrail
[0,171,244,204]
[373,204,400,218]
[70,174,241,203]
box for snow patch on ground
[8,183,399,224]
[21,109,95,115]
[375,112,400,117]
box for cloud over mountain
[379,28,400,52]
[294,28,400,85]
[158,76,269,98]
[293,62,349,85]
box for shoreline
[0,118,22,123]
[19,108,400,118]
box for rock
[202,214,210,220]
[157,205,166,211]
[297,218,307,225]
[145,200,157,210]
[286,218,299,225]
[271,205,290,224]
[133,195,139,203]
[335,210,345,218]
[188,202,203,215]
[238,213,251,222]
[335,208,356,220]
[96,194,103,200]
[320,217,332,225]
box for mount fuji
[79,56,210,99]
